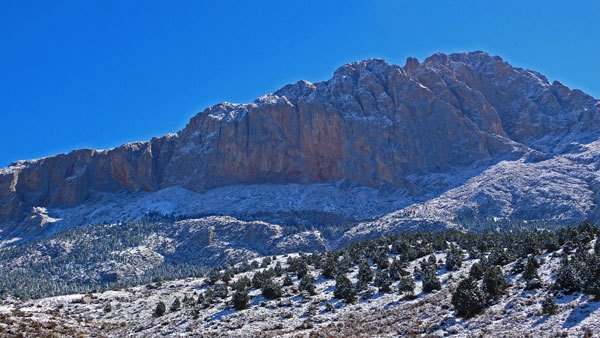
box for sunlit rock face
[1,51,599,230]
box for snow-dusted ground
[8,140,599,252]
[1,246,598,337]
[342,142,600,244]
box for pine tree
[261,277,283,299]
[170,297,181,312]
[542,295,557,315]
[374,250,390,269]
[583,255,600,298]
[389,258,409,280]
[523,256,540,282]
[207,268,221,285]
[554,256,581,293]
[296,261,309,279]
[446,244,464,271]
[469,262,484,280]
[422,265,441,292]
[300,274,317,296]
[252,271,264,289]
[153,301,166,317]
[452,277,486,317]
[374,269,392,293]
[232,281,250,310]
[357,261,374,290]
[398,276,415,296]
[214,283,229,299]
[321,255,338,279]
[334,273,357,303]
[483,265,507,299]
[282,274,294,287]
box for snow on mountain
[1,50,599,263]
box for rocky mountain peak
[1,51,599,238]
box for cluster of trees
[0,219,205,299]
[150,220,600,319]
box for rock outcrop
[1,51,599,233]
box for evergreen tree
[389,258,409,280]
[374,250,390,269]
[446,244,464,271]
[374,269,392,293]
[452,277,486,317]
[488,247,511,266]
[523,256,540,282]
[334,273,357,303]
[221,270,233,285]
[261,256,272,268]
[542,295,557,315]
[398,276,415,296]
[554,256,581,293]
[422,265,441,292]
[483,266,508,299]
[583,255,600,298]
[296,261,309,279]
[153,301,166,317]
[282,274,294,287]
[299,274,317,296]
[252,271,264,289]
[261,277,283,299]
[214,283,229,299]
[469,262,484,280]
[232,281,250,310]
[321,255,338,279]
[170,297,181,312]
[357,261,374,290]
[207,268,221,285]
[274,262,284,276]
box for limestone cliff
[1,51,599,231]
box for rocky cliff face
[1,51,599,234]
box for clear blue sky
[1,1,599,167]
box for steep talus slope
[1,51,599,243]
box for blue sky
[1,1,599,167]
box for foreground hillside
[1,222,599,337]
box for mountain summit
[1,51,600,242]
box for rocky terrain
[2,51,600,248]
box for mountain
[1,51,600,246]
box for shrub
[542,295,557,315]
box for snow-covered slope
[1,233,598,337]
[342,140,600,244]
